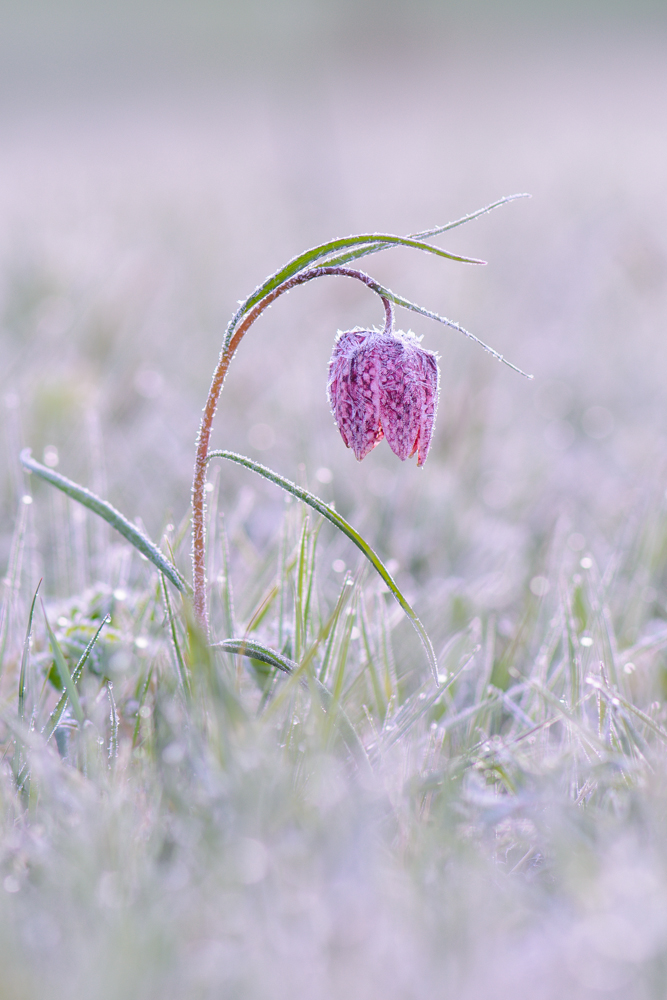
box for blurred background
[1,0,667,641]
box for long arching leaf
[20,450,189,594]
[365,280,533,379]
[321,193,530,270]
[208,450,439,684]
[223,232,486,354]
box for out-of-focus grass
[2,4,667,997]
[2,463,667,998]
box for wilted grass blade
[21,450,189,594]
[212,638,296,674]
[18,581,41,724]
[41,600,84,726]
[208,450,439,684]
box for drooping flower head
[327,327,440,467]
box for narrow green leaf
[18,581,41,724]
[160,573,190,697]
[41,600,84,726]
[295,515,309,661]
[21,450,189,594]
[212,638,296,674]
[222,637,370,769]
[107,682,119,760]
[318,575,355,684]
[43,615,109,740]
[411,193,531,240]
[319,194,530,270]
[223,232,485,354]
[364,280,533,379]
[208,450,439,684]
[132,664,154,748]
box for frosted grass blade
[208,450,438,683]
[364,282,532,378]
[43,615,109,740]
[213,638,296,674]
[21,450,189,594]
[221,637,370,768]
[41,600,84,726]
[321,194,530,269]
[18,581,41,724]
[160,574,190,696]
[223,233,486,354]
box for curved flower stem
[191,265,394,632]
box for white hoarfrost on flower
[327,327,440,467]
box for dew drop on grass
[580,636,593,647]
[162,743,185,765]
[332,559,346,573]
[624,662,636,674]
[530,576,550,597]
[135,636,149,649]
[580,557,593,569]
[315,467,333,484]
[43,445,59,467]
[21,495,32,505]
[113,589,127,602]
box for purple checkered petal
[328,329,384,460]
[378,337,423,462]
[328,328,440,466]
[411,347,439,467]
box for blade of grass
[107,681,118,760]
[0,493,31,679]
[319,194,530,269]
[132,664,154,748]
[359,281,532,379]
[319,575,355,684]
[221,636,370,769]
[41,600,84,726]
[295,514,309,661]
[21,450,189,594]
[160,573,190,697]
[212,638,296,674]
[18,581,41,724]
[208,450,439,684]
[43,614,109,740]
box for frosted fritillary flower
[327,327,440,467]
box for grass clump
[1,477,667,999]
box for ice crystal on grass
[327,327,440,467]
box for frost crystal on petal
[328,327,440,467]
